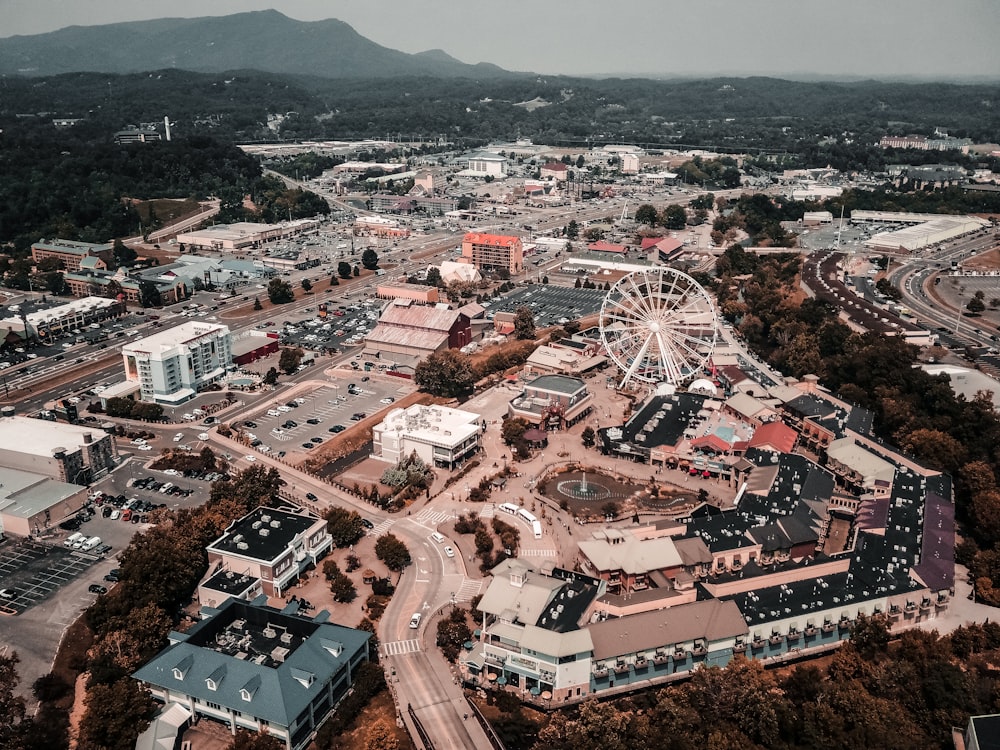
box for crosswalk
[382,639,421,657]
[455,578,483,601]
[519,548,558,558]
[369,519,395,537]
[478,504,496,519]
[414,509,457,527]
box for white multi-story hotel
[372,404,483,469]
[122,322,232,404]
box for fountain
[556,471,613,501]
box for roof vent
[270,520,280,529]
[263,626,277,639]
[237,542,249,551]
[260,528,269,537]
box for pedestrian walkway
[455,578,483,601]
[383,639,421,657]
[413,508,457,528]
[369,519,395,538]
[519,548,558,558]
[478,504,496,519]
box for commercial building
[460,232,524,275]
[31,239,113,272]
[231,331,280,366]
[0,466,89,537]
[205,506,332,601]
[374,282,440,305]
[132,597,370,750]
[175,220,320,252]
[353,216,410,238]
[0,296,125,342]
[122,322,233,404]
[362,301,471,368]
[464,151,507,178]
[372,404,483,469]
[63,268,188,305]
[508,375,593,430]
[0,415,118,484]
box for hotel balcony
[732,641,747,653]
[751,637,766,650]
[769,633,784,646]
[786,630,801,642]
[822,621,837,634]
[804,625,818,638]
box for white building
[372,404,483,469]
[122,322,233,404]
[0,416,118,484]
[464,151,507,178]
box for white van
[430,532,446,544]
[80,536,101,552]
[409,613,422,629]
[64,532,85,548]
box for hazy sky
[3,0,999,79]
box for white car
[163,468,180,476]
[444,546,455,558]
[137,444,152,451]
[277,406,292,413]
[173,433,184,442]
[131,438,146,446]
[244,455,257,462]
[197,433,210,441]
[294,397,306,404]
[181,413,195,421]
[380,397,395,405]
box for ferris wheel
[599,267,719,389]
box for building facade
[508,375,593,430]
[461,232,524,275]
[133,597,370,750]
[31,239,113,272]
[122,322,233,404]
[205,506,333,599]
[0,416,118,484]
[372,404,483,469]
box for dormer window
[171,654,193,681]
[206,664,226,691]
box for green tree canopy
[267,278,294,304]
[414,349,476,398]
[374,533,411,572]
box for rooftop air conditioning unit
[259,529,269,537]
[263,627,277,639]
[270,520,280,528]
[237,542,249,551]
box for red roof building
[461,232,523,275]
[747,422,798,454]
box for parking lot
[240,378,412,458]
[487,286,606,328]
[277,299,383,354]
[0,540,102,615]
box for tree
[267,278,294,304]
[225,729,284,750]
[374,533,411,572]
[262,367,279,386]
[137,280,161,308]
[660,204,687,229]
[365,720,400,750]
[323,506,366,548]
[301,278,312,293]
[0,652,26,749]
[581,426,596,447]
[501,417,530,446]
[437,607,472,661]
[513,306,536,340]
[338,261,353,279]
[362,248,380,270]
[967,296,986,315]
[425,266,443,287]
[330,574,357,603]
[278,347,304,375]
[566,219,580,239]
[414,350,476,398]
[112,238,137,267]
[329,274,339,286]
[635,204,658,225]
[77,678,157,750]
[253,297,263,311]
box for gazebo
[523,428,548,447]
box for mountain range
[0,10,515,79]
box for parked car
[88,584,107,595]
